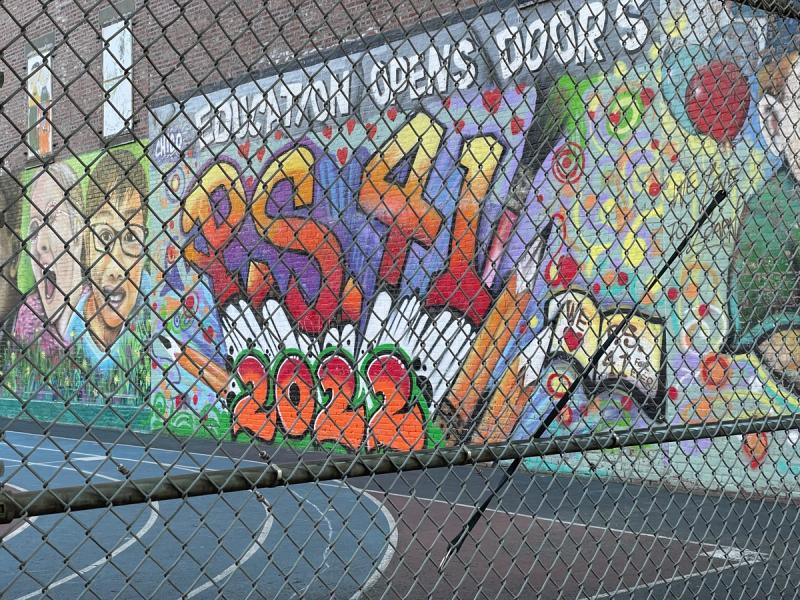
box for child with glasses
[66,149,149,371]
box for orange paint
[273,353,316,438]
[178,347,232,396]
[446,269,529,438]
[181,162,247,304]
[251,209,362,334]
[232,354,276,442]
[364,353,425,451]
[426,136,503,324]
[246,261,275,309]
[358,113,444,285]
[472,355,528,444]
[700,353,732,389]
[314,353,366,449]
[743,433,769,469]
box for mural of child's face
[87,189,146,338]
[0,223,20,326]
[759,59,800,182]
[28,174,83,324]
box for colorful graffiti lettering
[2,0,800,499]
[228,344,431,451]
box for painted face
[87,189,146,336]
[27,175,83,324]
[759,60,800,182]
[0,223,20,326]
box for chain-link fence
[0,0,799,597]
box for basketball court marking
[345,487,769,599]
[0,430,396,599]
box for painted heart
[245,176,255,189]
[640,87,656,108]
[274,130,283,140]
[256,146,266,161]
[337,147,348,165]
[482,88,502,114]
[443,97,451,109]
[510,115,525,136]
[608,112,621,126]
[455,120,465,133]
[743,432,769,470]
[387,106,398,121]
[563,328,584,352]
[515,83,527,94]
[322,125,333,139]
[203,326,215,343]
[237,141,250,158]
[346,118,356,134]
[366,123,377,140]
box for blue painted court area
[0,430,395,599]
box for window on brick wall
[26,43,53,158]
[101,20,133,137]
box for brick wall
[0,0,482,176]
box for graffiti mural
[139,0,800,478]
[0,145,153,425]
[506,15,800,485]
[149,92,539,450]
[26,50,52,158]
[1,0,800,497]
[0,177,22,348]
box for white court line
[13,506,160,600]
[185,497,274,599]
[351,487,768,600]
[287,486,335,600]
[4,430,264,465]
[338,482,398,600]
[1,485,36,544]
[5,442,273,600]
[579,561,763,600]
[5,465,161,600]
[356,488,736,552]
[5,442,230,473]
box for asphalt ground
[0,422,794,599]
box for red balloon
[684,60,750,143]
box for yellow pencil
[445,231,549,440]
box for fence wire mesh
[0,0,798,597]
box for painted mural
[0,145,154,428]
[2,0,800,494]
[145,0,658,448]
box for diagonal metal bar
[439,188,728,569]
